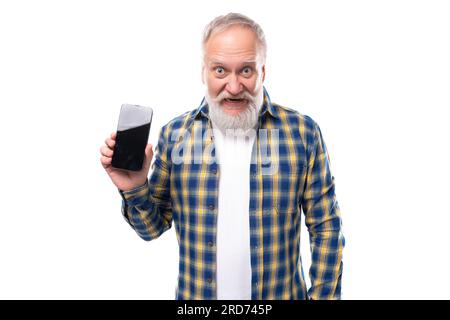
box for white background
[0,0,449,299]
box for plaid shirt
[119,88,345,300]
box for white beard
[206,86,264,131]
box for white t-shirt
[211,123,256,300]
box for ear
[261,65,266,83]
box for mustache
[212,90,256,103]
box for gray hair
[202,13,267,64]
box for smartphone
[111,104,153,171]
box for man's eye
[242,67,253,75]
[214,67,225,75]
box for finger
[100,145,113,157]
[100,155,112,168]
[110,132,117,140]
[105,137,115,149]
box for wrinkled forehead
[203,26,262,65]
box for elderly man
[100,13,344,300]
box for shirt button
[208,204,215,210]
[208,241,214,247]
[254,245,258,250]
[207,278,213,284]
[211,168,217,174]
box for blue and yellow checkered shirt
[119,88,345,300]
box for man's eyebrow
[208,60,257,66]
[208,61,223,66]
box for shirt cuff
[118,180,149,203]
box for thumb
[143,143,154,171]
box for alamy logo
[170,124,279,175]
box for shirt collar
[193,86,278,120]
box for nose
[225,74,243,96]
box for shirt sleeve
[301,121,345,300]
[118,126,173,241]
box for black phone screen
[111,104,153,171]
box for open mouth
[223,98,247,104]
